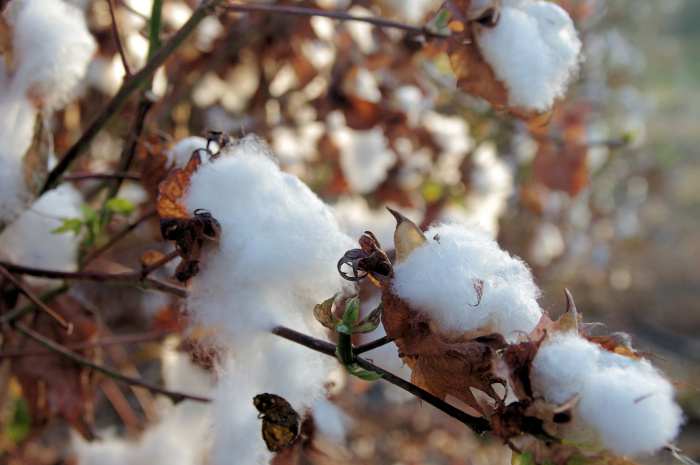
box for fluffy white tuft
[392,222,542,341]
[185,135,354,463]
[532,334,683,456]
[476,1,582,112]
[0,184,82,288]
[10,0,96,111]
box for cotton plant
[0,0,95,226]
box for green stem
[0,284,68,327]
[148,0,163,61]
[39,2,211,195]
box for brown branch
[223,3,444,38]
[353,335,392,355]
[14,323,210,404]
[80,207,158,268]
[63,172,142,182]
[139,250,180,276]
[0,265,71,331]
[99,377,143,437]
[108,0,134,77]
[0,329,179,358]
[271,326,490,435]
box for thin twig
[99,377,143,437]
[39,3,211,195]
[353,335,392,355]
[14,323,210,404]
[0,261,186,325]
[0,265,71,331]
[80,207,158,268]
[0,329,179,358]
[108,0,134,77]
[224,3,443,38]
[64,172,142,182]
[117,0,150,22]
[271,326,490,435]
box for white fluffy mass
[476,0,582,112]
[531,334,683,456]
[0,184,82,288]
[72,344,212,465]
[185,135,355,464]
[392,222,542,341]
[0,0,95,224]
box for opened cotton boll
[475,1,582,112]
[531,333,683,456]
[391,222,542,342]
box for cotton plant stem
[0,265,71,331]
[0,329,179,358]
[0,284,68,327]
[108,0,134,77]
[224,3,446,38]
[63,172,142,182]
[39,2,212,195]
[353,335,392,355]
[271,326,490,435]
[14,323,210,404]
[0,261,186,326]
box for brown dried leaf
[138,250,165,268]
[338,232,391,284]
[160,209,221,282]
[12,295,98,439]
[139,134,173,198]
[157,152,202,219]
[509,435,580,465]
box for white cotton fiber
[391,222,542,341]
[476,1,582,112]
[72,344,212,465]
[184,135,354,464]
[532,334,683,456]
[0,184,82,288]
[10,0,96,111]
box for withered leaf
[313,293,340,330]
[160,209,221,282]
[254,393,301,453]
[157,152,202,219]
[337,232,391,284]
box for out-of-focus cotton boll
[532,334,683,456]
[375,0,441,24]
[330,124,397,195]
[392,222,542,341]
[476,1,581,112]
[528,222,565,267]
[10,0,96,111]
[72,344,212,465]
[0,185,82,288]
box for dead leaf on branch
[157,151,202,219]
[160,209,221,283]
[11,294,98,440]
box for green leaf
[313,293,340,330]
[51,218,83,235]
[512,451,536,465]
[351,302,383,334]
[104,198,136,215]
[342,297,360,326]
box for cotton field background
[0,0,698,464]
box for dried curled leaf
[161,209,221,282]
[313,293,340,330]
[337,231,391,284]
[254,393,301,453]
[157,152,202,219]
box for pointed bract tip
[386,206,404,225]
[564,288,576,314]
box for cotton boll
[475,2,581,112]
[11,0,96,111]
[392,222,542,341]
[532,334,683,456]
[331,125,397,195]
[0,184,82,288]
[167,136,211,168]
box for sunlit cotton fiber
[532,333,683,456]
[391,222,542,341]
